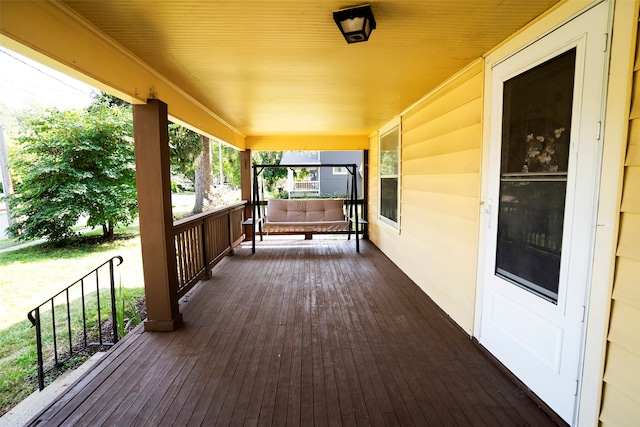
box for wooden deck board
[27,238,559,427]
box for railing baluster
[227,209,232,251]
[109,258,119,343]
[175,235,182,287]
[81,278,87,348]
[185,229,192,278]
[95,270,102,346]
[51,299,58,366]
[198,224,204,272]
[66,288,73,357]
[178,231,186,286]
[30,308,44,390]
[187,228,193,278]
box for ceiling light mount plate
[333,4,376,44]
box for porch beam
[246,135,369,151]
[133,99,182,332]
[0,0,245,149]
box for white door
[478,3,608,424]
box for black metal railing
[27,256,123,390]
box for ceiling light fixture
[333,4,376,44]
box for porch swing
[244,163,367,253]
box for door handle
[481,199,492,229]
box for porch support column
[362,149,369,240]
[240,149,252,222]
[133,99,182,332]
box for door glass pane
[495,49,576,303]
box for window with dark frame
[379,124,400,227]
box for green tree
[214,144,241,187]
[168,123,202,186]
[251,151,286,191]
[89,91,130,109]
[7,105,137,242]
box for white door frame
[474,1,614,425]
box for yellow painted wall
[599,14,640,426]
[368,60,483,334]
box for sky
[0,46,96,111]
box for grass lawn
[0,230,146,417]
[172,191,196,219]
[0,227,144,330]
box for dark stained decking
[28,238,558,426]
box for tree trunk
[0,124,16,229]
[102,222,114,238]
[192,136,216,215]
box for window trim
[378,117,401,230]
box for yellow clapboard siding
[402,189,479,222]
[626,119,640,165]
[599,383,640,427]
[403,98,482,146]
[403,174,480,198]
[627,139,640,166]
[603,343,640,404]
[602,11,640,426]
[617,212,640,261]
[403,71,483,133]
[397,231,477,300]
[612,258,640,309]
[403,61,482,124]
[403,123,482,160]
[635,20,640,71]
[624,120,640,166]
[621,166,640,212]
[608,300,640,355]
[399,216,478,282]
[401,205,479,247]
[403,148,481,176]
[630,72,640,119]
[383,234,477,332]
[628,117,640,141]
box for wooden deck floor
[28,238,558,426]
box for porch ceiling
[5,0,560,140]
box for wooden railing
[173,201,246,298]
[292,181,320,192]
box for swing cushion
[264,199,349,232]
